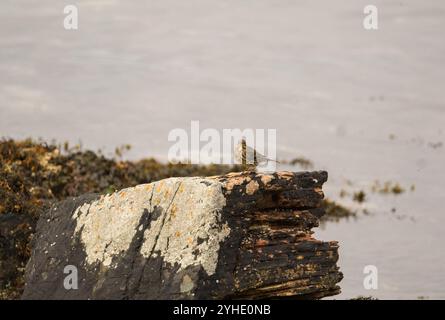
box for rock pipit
[234,138,278,171]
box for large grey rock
[22,171,342,299]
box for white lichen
[72,184,155,267]
[140,178,229,276]
[73,178,230,276]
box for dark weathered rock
[22,171,342,300]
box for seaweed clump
[320,199,357,223]
[287,157,314,169]
[371,181,406,195]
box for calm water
[1,0,444,299]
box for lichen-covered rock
[22,171,342,299]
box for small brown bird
[234,138,278,171]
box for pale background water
[1,0,444,299]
